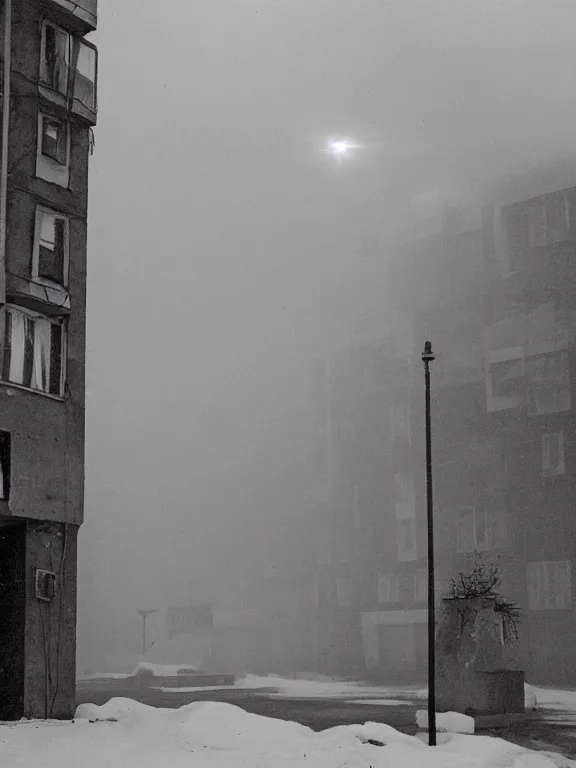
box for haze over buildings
[78,1,576,673]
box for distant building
[310,180,576,685]
[0,0,97,718]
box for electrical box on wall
[35,569,56,602]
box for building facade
[311,181,576,685]
[0,0,97,718]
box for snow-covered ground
[2,696,575,768]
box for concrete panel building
[0,0,97,718]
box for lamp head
[422,341,435,362]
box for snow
[416,709,475,734]
[531,688,576,713]
[131,661,199,677]
[346,698,414,706]
[235,673,418,700]
[0,697,568,768]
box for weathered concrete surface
[436,597,524,717]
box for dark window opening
[49,324,63,396]
[0,432,11,501]
[38,214,66,285]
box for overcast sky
[78,0,576,661]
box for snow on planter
[131,662,198,677]
[416,709,475,734]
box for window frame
[414,569,427,603]
[456,505,503,554]
[38,112,70,168]
[73,37,98,113]
[39,20,71,96]
[390,403,411,444]
[32,206,70,289]
[527,560,571,610]
[542,430,565,477]
[335,577,353,608]
[1,305,66,398]
[397,518,417,562]
[377,572,399,604]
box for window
[527,561,571,610]
[528,202,547,249]
[0,431,10,500]
[527,352,570,415]
[335,577,352,607]
[542,431,565,477]
[526,194,571,249]
[391,404,411,443]
[33,208,69,286]
[40,23,70,94]
[352,485,361,531]
[486,347,525,412]
[40,22,98,115]
[397,518,417,561]
[394,471,415,520]
[491,357,524,398]
[414,569,427,602]
[394,471,415,504]
[40,115,67,165]
[456,507,475,553]
[74,41,97,111]
[378,573,399,604]
[2,307,65,396]
[456,506,503,553]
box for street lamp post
[137,609,158,657]
[422,340,437,747]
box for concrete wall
[23,521,78,719]
[0,0,91,527]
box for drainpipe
[0,0,12,306]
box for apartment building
[0,0,97,718]
[311,182,576,684]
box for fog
[78,0,576,672]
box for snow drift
[0,696,568,768]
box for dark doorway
[0,521,26,719]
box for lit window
[527,561,571,610]
[542,431,565,477]
[2,307,65,396]
[40,23,70,95]
[33,208,69,286]
[378,573,399,604]
[40,115,67,166]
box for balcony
[49,0,97,31]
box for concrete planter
[436,597,524,721]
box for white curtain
[31,318,51,393]
[8,311,25,384]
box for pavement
[75,679,576,760]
